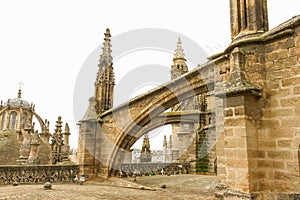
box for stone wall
[215,16,300,199]
[254,23,300,193]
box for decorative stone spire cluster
[141,133,151,153]
[140,133,152,163]
[51,116,71,164]
[94,28,115,113]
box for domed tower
[0,89,71,165]
[0,89,35,131]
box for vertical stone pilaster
[216,47,262,199]
[77,120,97,178]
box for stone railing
[119,162,190,177]
[0,165,79,185]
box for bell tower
[94,28,115,114]
[171,37,188,80]
[230,0,269,40]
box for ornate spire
[174,37,185,59]
[94,28,115,113]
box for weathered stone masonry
[78,1,300,199]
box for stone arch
[20,112,28,129]
[32,111,45,131]
[105,67,215,174]
[126,111,200,148]
[1,111,6,130]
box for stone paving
[0,174,218,200]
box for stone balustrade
[0,165,79,185]
[119,162,190,177]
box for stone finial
[163,135,167,148]
[174,37,185,59]
[99,28,113,67]
[17,89,22,98]
[55,116,63,133]
[7,99,11,108]
[0,100,3,108]
[169,135,172,149]
[64,123,70,146]
[64,123,70,134]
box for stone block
[278,37,295,49]
[289,46,300,56]
[257,139,276,148]
[265,98,279,107]
[277,139,293,148]
[224,148,236,158]
[234,127,246,137]
[273,57,298,71]
[248,150,266,158]
[265,43,277,53]
[266,50,289,62]
[295,35,300,46]
[280,117,300,127]
[293,86,300,94]
[266,81,280,91]
[281,77,300,87]
[274,171,291,180]
[267,151,292,160]
[236,149,248,159]
[267,127,295,138]
[234,106,245,116]
[291,64,300,76]
[261,119,280,128]
[280,96,300,107]
[225,117,246,127]
[226,169,237,180]
[224,128,234,137]
[267,108,294,118]
[253,170,267,178]
[268,89,291,99]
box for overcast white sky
[0,1,299,150]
